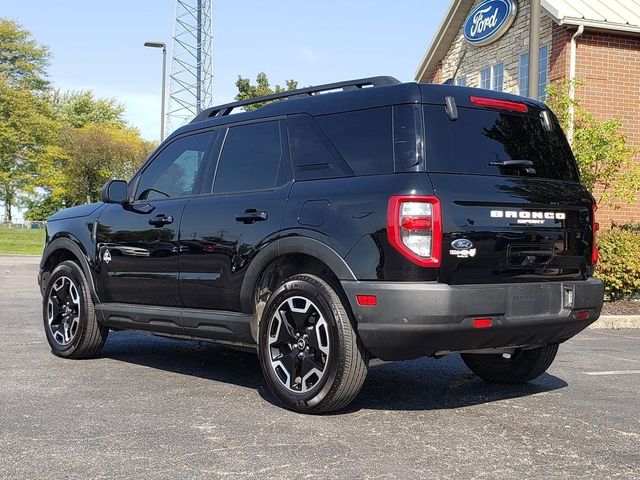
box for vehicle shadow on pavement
[100,331,568,413]
[342,355,568,413]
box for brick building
[415,0,640,225]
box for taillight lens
[592,203,599,265]
[387,195,442,267]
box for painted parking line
[582,370,640,376]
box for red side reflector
[473,318,493,328]
[356,295,377,307]
[469,96,528,113]
[576,310,589,320]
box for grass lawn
[0,227,45,255]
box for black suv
[39,77,604,413]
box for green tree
[235,72,298,111]
[49,90,126,128]
[0,18,52,222]
[56,123,153,205]
[0,18,49,91]
[0,77,57,222]
[24,90,154,219]
[546,80,640,210]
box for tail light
[387,195,442,267]
[592,203,599,265]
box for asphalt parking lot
[1,255,638,479]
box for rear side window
[288,114,354,180]
[423,105,579,181]
[315,107,393,176]
[214,121,282,194]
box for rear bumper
[341,278,604,361]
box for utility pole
[528,0,541,99]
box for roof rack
[190,76,401,123]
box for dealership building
[415,0,640,225]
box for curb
[589,315,640,329]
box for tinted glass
[424,105,579,181]
[214,121,282,194]
[288,114,353,180]
[136,132,212,200]
[393,105,424,172]
[315,107,393,176]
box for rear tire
[258,274,368,414]
[461,344,559,384]
[43,260,108,359]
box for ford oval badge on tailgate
[451,239,473,250]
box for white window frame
[479,63,504,92]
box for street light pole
[144,41,167,141]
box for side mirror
[101,180,129,204]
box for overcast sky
[3,0,450,140]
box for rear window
[423,105,579,181]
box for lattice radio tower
[167,0,213,134]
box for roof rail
[190,76,401,123]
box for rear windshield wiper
[489,160,536,175]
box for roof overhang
[414,0,475,83]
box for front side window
[214,121,282,194]
[136,132,212,201]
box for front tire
[258,274,368,414]
[43,260,108,359]
[461,344,559,384]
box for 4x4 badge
[103,249,111,264]
[450,239,476,258]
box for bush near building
[596,224,640,301]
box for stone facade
[420,0,640,226]
[430,0,553,95]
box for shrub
[595,224,640,301]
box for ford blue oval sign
[463,0,518,46]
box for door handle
[235,209,268,224]
[148,214,174,227]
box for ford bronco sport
[39,76,604,413]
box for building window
[455,76,467,87]
[538,45,549,100]
[519,53,529,97]
[519,46,549,100]
[492,63,504,92]
[480,67,491,89]
[480,64,503,91]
